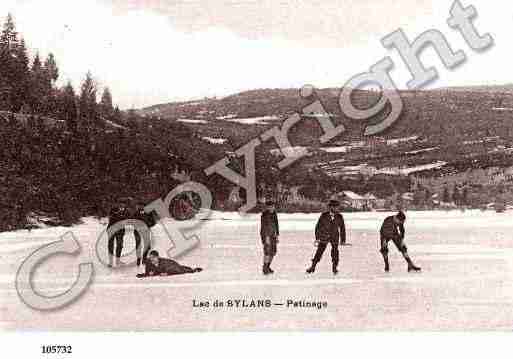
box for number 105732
[41,345,72,354]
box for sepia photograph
[2,0,513,356]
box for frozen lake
[2,210,513,331]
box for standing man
[107,200,129,267]
[379,211,421,272]
[132,201,155,267]
[260,200,279,275]
[306,199,346,275]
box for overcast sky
[0,0,510,108]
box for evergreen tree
[44,53,59,84]
[29,53,41,112]
[0,13,19,111]
[112,105,123,125]
[12,37,30,111]
[30,53,52,114]
[31,53,42,76]
[43,54,60,117]
[59,81,78,132]
[79,71,97,129]
[0,13,18,51]
[99,87,114,119]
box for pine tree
[31,53,42,76]
[0,13,18,51]
[59,81,78,132]
[79,71,97,130]
[12,37,30,111]
[44,53,59,84]
[42,54,59,116]
[0,13,19,111]
[30,53,52,114]
[29,53,41,112]
[112,105,123,124]
[99,87,114,120]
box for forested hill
[138,86,513,145]
[0,13,227,231]
[136,86,513,208]
[0,109,232,231]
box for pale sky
[0,0,511,109]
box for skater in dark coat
[107,202,130,267]
[260,200,279,275]
[306,200,346,275]
[137,250,202,277]
[379,211,421,272]
[131,203,157,267]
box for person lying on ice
[380,211,421,272]
[260,200,279,275]
[136,250,203,278]
[306,199,346,275]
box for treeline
[0,115,196,231]
[0,14,122,132]
[0,14,207,231]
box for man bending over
[380,211,421,272]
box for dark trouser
[262,235,278,257]
[108,229,125,258]
[134,230,151,263]
[379,235,407,255]
[380,235,413,267]
[162,265,195,276]
[312,239,339,267]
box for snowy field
[2,210,513,331]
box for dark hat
[328,199,340,207]
[396,211,406,221]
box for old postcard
[2,1,513,347]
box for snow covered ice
[2,210,513,330]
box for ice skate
[407,263,421,272]
[263,264,272,275]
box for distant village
[222,162,513,213]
